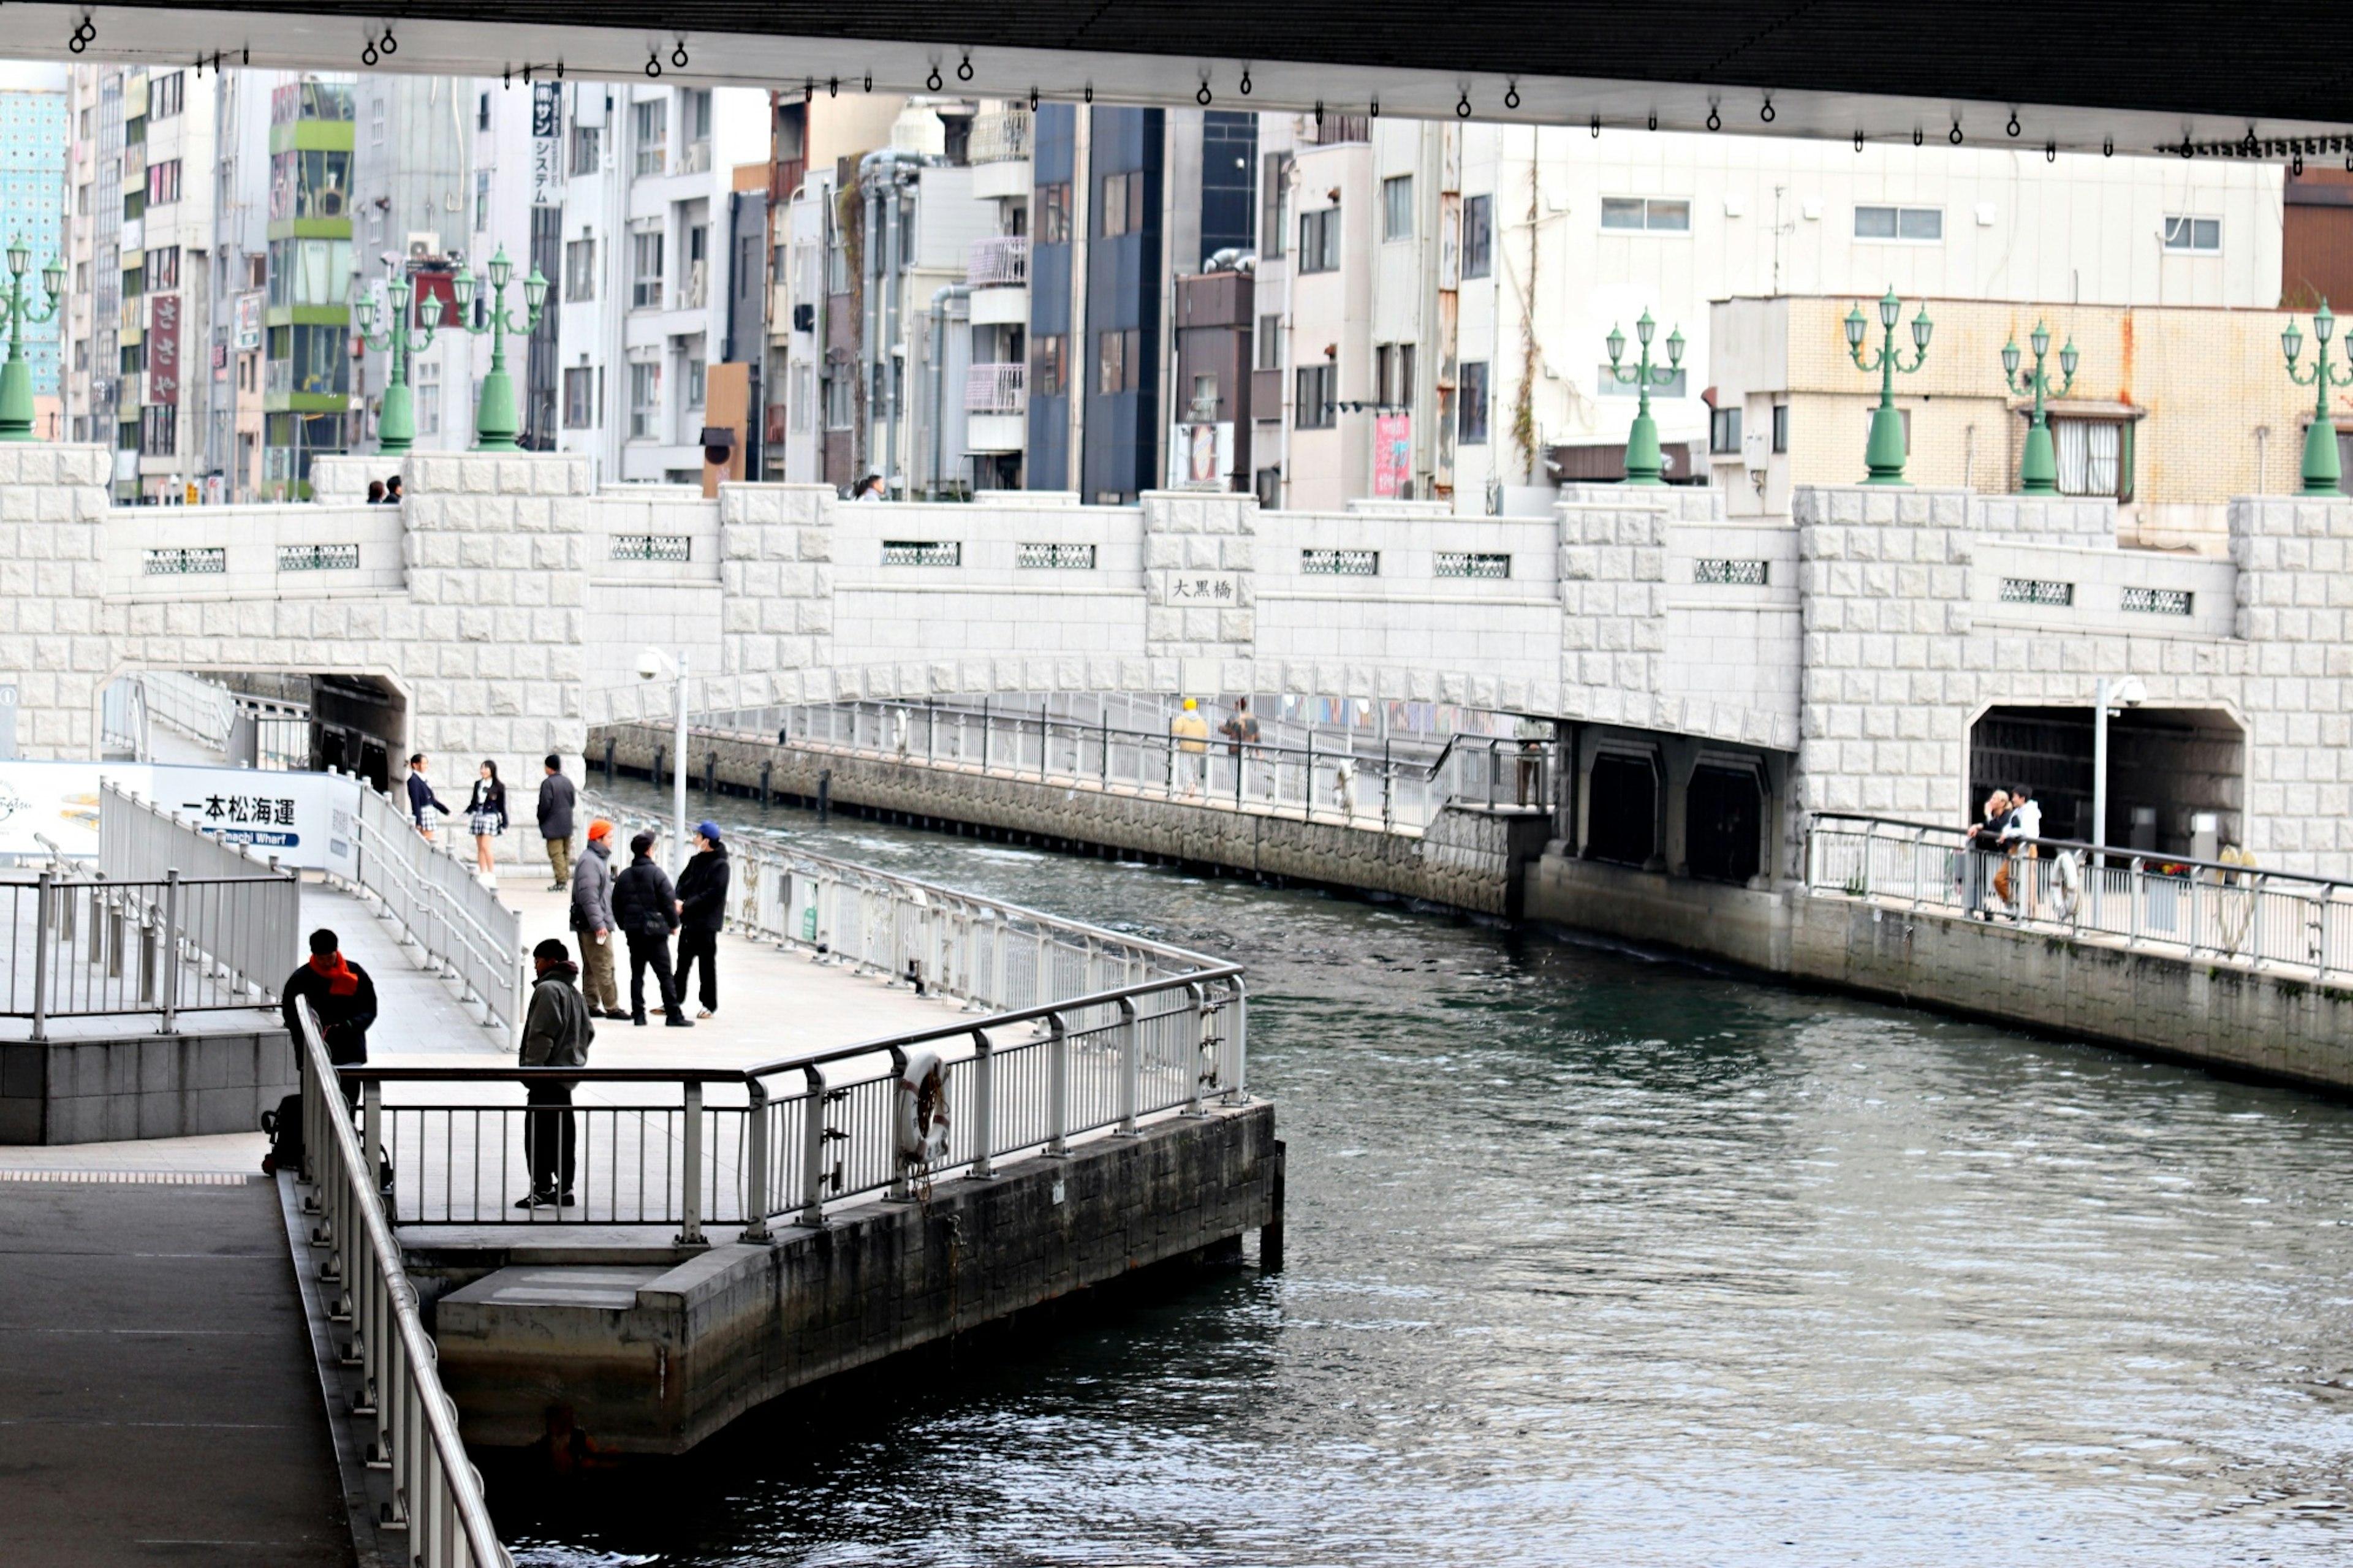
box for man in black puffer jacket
[610,830,691,1028]
[672,821,730,1019]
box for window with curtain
[2054,418,2122,497]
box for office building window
[415,361,441,436]
[1601,197,1691,232]
[1258,314,1282,371]
[150,72,183,120]
[1854,205,1943,241]
[1462,193,1492,279]
[635,99,667,177]
[824,368,855,430]
[1300,208,1339,273]
[140,404,176,456]
[146,246,178,290]
[1711,406,1742,453]
[1458,361,1490,444]
[565,237,596,301]
[1097,328,1139,394]
[1260,153,1291,259]
[477,91,492,132]
[474,170,491,233]
[563,365,597,427]
[1771,403,1789,453]
[2163,215,2221,252]
[146,159,181,207]
[1032,334,1066,398]
[2055,417,2130,498]
[1295,363,1335,429]
[1101,171,1143,237]
[1037,183,1070,244]
[628,361,660,439]
[686,357,706,410]
[631,230,663,309]
[1382,175,1413,241]
[569,123,601,176]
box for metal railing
[967,235,1029,287]
[964,360,1026,414]
[346,786,526,1040]
[104,672,311,768]
[1805,811,2353,978]
[969,109,1031,164]
[343,809,1248,1230]
[709,700,1552,834]
[0,782,304,1037]
[294,1002,510,1567]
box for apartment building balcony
[966,361,1026,414]
[968,236,1028,288]
[971,110,1031,200]
[675,139,712,177]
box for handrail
[1808,810,2335,892]
[294,1001,509,1567]
[344,787,526,1040]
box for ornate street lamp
[354,270,444,456]
[2001,320,2079,495]
[0,237,64,442]
[1602,310,1686,486]
[1844,287,1932,485]
[449,246,549,452]
[2281,300,2353,496]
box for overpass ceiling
[15,1,2347,160]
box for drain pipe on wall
[929,284,971,498]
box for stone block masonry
[595,721,1554,917]
[433,1100,1279,1454]
[0,1022,295,1144]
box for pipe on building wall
[928,283,971,498]
[858,148,928,496]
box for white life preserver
[895,1048,952,1166]
[2050,849,2082,919]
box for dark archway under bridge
[12,0,2351,162]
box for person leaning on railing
[1998,785,2043,920]
[1964,790,2010,919]
[282,928,377,1103]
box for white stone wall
[104,504,405,599]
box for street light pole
[673,648,689,879]
[450,244,550,453]
[1602,310,1686,486]
[2001,321,2079,495]
[2281,300,2353,496]
[0,237,64,443]
[1844,287,1933,485]
[353,269,444,456]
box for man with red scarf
[281,928,381,1069]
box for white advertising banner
[0,761,366,874]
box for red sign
[150,294,181,406]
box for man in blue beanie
[673,821,730,1019]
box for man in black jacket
[282,928,379,1103]
[610,830,692,1028]
[515,937,595,1209]
[537,755,577,892]
[673,821,729,1019]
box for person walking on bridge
[673,822,730,1019]
[612,830,692,1028]
[515,937,594,1210]
[1170,698,1210,797]
[570,820,627,1019]
[537,754,577,891]
[282,928,379,1105]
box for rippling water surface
[496,785,2353,1566]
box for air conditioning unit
[792,302,814,333]
[406,232,441,261]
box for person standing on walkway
[612,830,692,1028]
[282,928,379,1105]
[1965,789,2011,918]
[406,753,452,841]
[1219,697,1261,798]
[2001,783,2044,919]
[1170,698,1210,796]
[465,760,509,884]
[515,937,594,1211]
[673,822,730,1019]
[537,755,577,891]
[570,820,627,1019]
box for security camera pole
[640,646,691,874]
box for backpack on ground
[260,1093,304,1175]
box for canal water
[498,784,2353,1566]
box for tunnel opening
[1685,762,1765,885]
[98,670,406,793]
[1968,705,2243,857]
[1585,751,1659,868]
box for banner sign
[0,760,365,874]
[150,294,181,406]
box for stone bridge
[0,441,2345,878]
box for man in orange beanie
[568,819,625,1017]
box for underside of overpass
[9,1,2343,161]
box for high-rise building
[261,75,354,498]
[0,77,68,442]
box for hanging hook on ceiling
[671,42,689,69]
[1949,122,1964,145]
[362,39,377,66]
[2007,112,2021,138]
[1457,90,1471,119]
[1854,129,1865,152]
[1759,97,1775,123]
[1504,81,1520,112]
[1705,103,1721,132]
[957,54,973,82]
[645,50,661,77]
[1240,69,1252,96]
[1197,81,1212,105]
[926,63,942,91]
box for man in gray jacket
[537,755,577,891]
[517,937,594,1210]
[569,820,626,1018]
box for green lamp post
[1844,287,1933,485]
[450,246,549,453]
[2281,301,2353,496]
[1603,311,1686,485]
[2000,320,2078,495]
[353,273,444,456]
[0,237,64,442]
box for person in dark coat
[406,752,451,841]
[610,830,692,1028]
[515,937,595,1210]
[672,821,730,1018]
[569,820,626,1018]
[282,928,379,1105]
[537,754,577,891]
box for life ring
[2049,849,2082,919]
[895,1048,952,1165]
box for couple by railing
[1806,811,2349,977]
